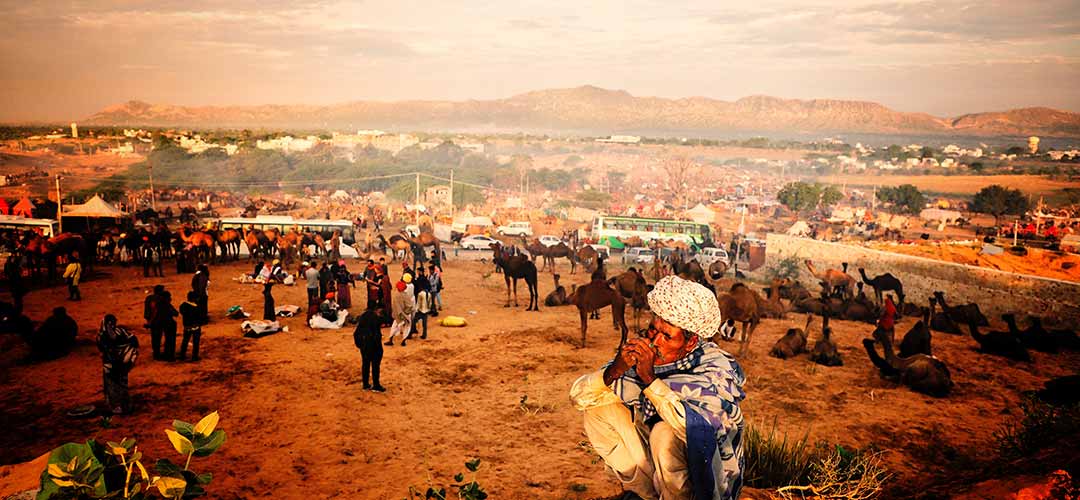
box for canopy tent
[684,203,718,225]
[64,195,128,218]
[0,198,8,215]
[12,198,34,217]
[919,208,962,223]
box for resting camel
[713,283,761,356]
[611,268,649,329]
[770,314,813,359]
[810,313,843,366]
[756,278,791,319]
[491,243,539,311]
[933,291,989,327]
[571,280,628,348]
[805,260,855,299]
[1027,317,1079,351]
[840,283,879,323]
[1002,314,1057,354]
[928,297,962,335]
[863,328,953,397]
[899,309,933,357]
[543,274,575,307]
[858,268,905,313]
[967,321,1030,362]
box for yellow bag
[440,316,467,327]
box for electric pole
[148,163,156,210]
[449,169,455,220]
[415,172,420,224]
[55,175,63,233]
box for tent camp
[920,208,963,224]
[65,195,128,218]
[685,203,718,224]
[12,198,34,218]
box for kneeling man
[571,275,747,500]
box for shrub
[743,419,815,488]
[39,411,226,500]
[767,256,802,282]
[406,459,487,500]
[995,395,1080,460]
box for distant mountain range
[84,85,1080,138]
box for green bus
[590,215,710,248]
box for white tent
[684,203,717,224]
[330,190,350,200]
[920,208,962,223]
[787,220,812,237]
[65,195,128,218]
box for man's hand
[626,339,658,385]
[602,345,639,386]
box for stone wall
[764,233,1080,325]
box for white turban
[647,275,722,337]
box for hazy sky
[2,0,1078,121]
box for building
[596,135,641,144]
[424,185,452,207]
[1028,136,1040,155]
[331,131,419,155]
[70,123,78,139]
[256,136,318,153]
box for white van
[693,247,730,267]
[496,221,534,237]
[623,247,655,264]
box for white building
[596,135,641,144]
[256,136,318,153]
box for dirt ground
[817,174,1078,198]
[0,145,143,200]
[869,241,1080,282]
[1,258,1078,499]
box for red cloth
[878,297,897,331]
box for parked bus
[591,215,710,248]
[0,215,60,238]
[217,216,356,244]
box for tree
[972,185,1029,225]
[777,182,821,214]
[662,156,698,210]
[876,184,927,214]
[819,185,844,208]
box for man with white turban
[570,275,746,500]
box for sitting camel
[840,283,879,323]
[571,280,628,348]
[769,314,813,359]
[928,297,962,335]
[1002,313,1057,354]
[899,309,933,357]
[967,321,1030,362]
[756,278,791,319]
[543,274,575,307]
[933,291,989,327]
[810,313,843,366]
[863,328,953,397]
[713,283,761,356]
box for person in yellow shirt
[62,252,83,301]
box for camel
[409,231,441,263]
[543,274,575,306]
[810,314,843,366]
[928,297,962,335]
[576,246,600,273]
[713,283,761,356]
[525,239,548,269]
[1002,314,1057,354]
[178,227,216,261]
[933,291,989,327]
[769,314,813,359]
[858,268,905,312]
[571,280,629,348]
[899,309,933,357]
[491,243,539,311]
[384,234,416,262]
[967,322,1030,362]
[840,283,879,323]
[757,278,791,319]
[1027,317,1079,351]
[805,260,855,299]
[544,243,576,274]
[863,328,953,397]
[611,268,649,329]
[217,228,242,260]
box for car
[496,221,534,237]
[692,247,730,267]
[623,247,655,264]
[589,244,611,259]
[460,234,498,250]
[538,235,563,247]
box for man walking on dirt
[62,252,82,301]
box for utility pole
[55,175,63,233]
[415,172,420,224]
[449,169,455,220]
[148,163,156,210]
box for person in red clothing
[877,294,897,344]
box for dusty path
[1,259,1078,499]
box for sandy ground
[869,241,1080,282]
[0,145,143,200]
[1,258,1079,499]
[816,174,1078,198]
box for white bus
[591,215,710,249]
[216,216,359,258]
[0,215,60,238]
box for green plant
[39,411,226,500]
[994,395,1080,459]
[743,419,815,488]
[406,459,487,500]
[767,256,801,282]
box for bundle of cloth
[309,309,349,329]
[241,320,284,338]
